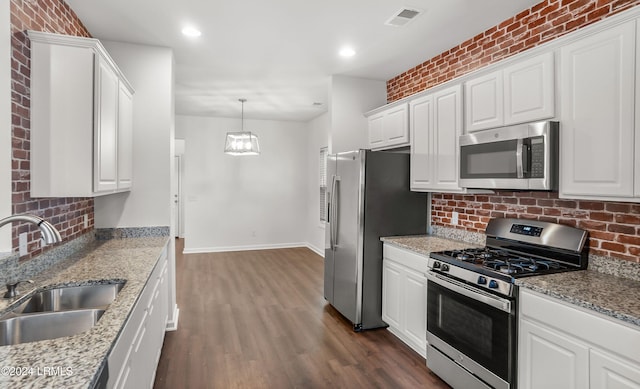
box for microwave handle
[516,139,524,178]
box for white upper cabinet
[366,103,409,150]
[504,51,555,125]
[94,55,119,193]
[409,95,434,189]
[117,83,134,190]
[411,84,465,192]
[465,52,555,133]
[559,21,636,200]
[29,31,134,197]
[465,70,504,132]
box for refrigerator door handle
[329,175,337,250]
[333,176,340,248]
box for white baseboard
[165,304,179,331]
[183,242,309,254]
[306,243,324,257]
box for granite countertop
[516,271,640,328]
[0,235,169,388]
[381,235,481,256]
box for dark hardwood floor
[154,239,451,388]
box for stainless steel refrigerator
[324,150,428,331]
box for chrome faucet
[0,214,62,245]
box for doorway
[173,154,184,238]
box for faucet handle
[3,279,34,299]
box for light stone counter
[0,233,170,388]
[380,235,480,257]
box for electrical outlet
[84,214,89,228]
[19,232,28,257]
[452,211,459,225]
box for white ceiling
[65,0,541,122]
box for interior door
[332,150,364,324]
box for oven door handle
[426,271,512,313]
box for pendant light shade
[224,99,260,156]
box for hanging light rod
[224,98,261,156]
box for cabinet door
[560,21,636,198]
[504,51,555,125]
[94,57,119,192]
[519,318,589,389]
[118,83,133,190]
[403,267,427,355]
[591,349,640,389]
[368,114,385,149]
[410,95,434,190]
[383,104,409,147]
[464,70,504,132]
[382,259,402,329]
[433,85,463,191]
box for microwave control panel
[530,137,545,178]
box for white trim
[183,242,309,254]
[165,305,179,331]
[306,243,325,257]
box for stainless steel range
[426,218,589,389]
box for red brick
[617,235,640,245]
[589,211,614,221]
[615,214,640,224]
[601,241,626,253]
[608,224,636,234]
[578,220,607,231]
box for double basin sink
[0,282,125,346]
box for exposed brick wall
[10,0,94,259]
[387,0,640,102]
[432,193,640,263]
[389,0,640,263]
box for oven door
[426,271,515,389]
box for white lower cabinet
[382,244,428,357]
[519,289,640,389]
[108,245,169,389]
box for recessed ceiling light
[339,47,356,57]
[182,26,202,37]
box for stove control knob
[477,276,487,285]
[441,264,450,272]
[433,261,441,269]
[488,280,499,289]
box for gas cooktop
[428,218,589,297]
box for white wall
[176,115,308,253]
[305,112,329,256]
[0,1,11,254]
[94,42,174,229]
[329,75,386,153]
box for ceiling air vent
[385,7,423,27]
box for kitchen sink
[0,308,105,346]
[0,281,126,346]
[13,282,125,314]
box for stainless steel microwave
[459,121,559,190]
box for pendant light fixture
[224,98,260,156]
